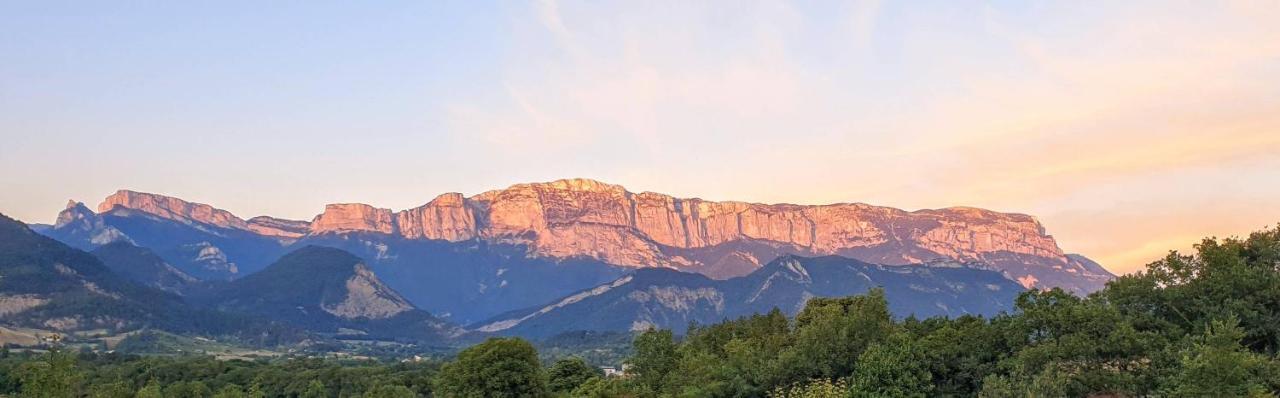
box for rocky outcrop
[99,190,249,230]
[395,193,477,241]
[321,264,414,320]
[48,201,132,249]
[310,204,394,234]
[181,242,238,276]
[246,216,311,239]
[96,191,312,242]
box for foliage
[87,381,132,398]
[548,357,601,393]
[571,376,637,398]
[361,384,416,398]
[434,337,549,397]
[301,379,327,398]
[134,379,161,398]
[848,332,932,397]
[628,329,679,394]
[1162,319,1280,397]
[17,349,83,398]
[777,290,894,383]
[0,351,441,398]
[767,378,848,398]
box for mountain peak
[212,246,415,321]
[54,201,95,228]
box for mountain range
[474,255,1024,337]
[0,214,457,344]
[13,178,1113,341]
[192,245,461,341]
[0,214,306,345]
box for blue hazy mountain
[43,199,288,281]
[474,255,1025,337]
[194,245,463,342]
[91,241,199,295]
[0,213,304,343]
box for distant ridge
[473,254,1026,337]
[80,178,1111,293]
[34,178,1112,325]
[197,246,461,341]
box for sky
[2,1,1278,275]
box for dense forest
[2,226,1277,397]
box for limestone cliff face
[97,190,313,242]
[446,180,1065,268]
[321,264,414,320]
[246,216,311,239]
[293,179,1079,274]
[310,204,394,234]
[395,193,477,241]
[99,190,250,230]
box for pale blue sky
[3,1,1279,273]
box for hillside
[198,246,462,341]
[475,255,1025,337]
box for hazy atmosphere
[4,1,1280,274]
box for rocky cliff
[310,203,394,234]
[93,179,1112,293]
[99,190,250,230]
[98,190,311,242]
[246,216,311,239]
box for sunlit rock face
[401,179,1077,276]
[321,264,414,320]
[90,179,1111,293]
[395,193,477,241]
[288,179,1066,265]
[246,216,311,239]
[99,190,250,230]
[96,190,311,242]
[310,204,394,235]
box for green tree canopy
[628,329,678,394]
[18,349,82,398]
[434,337,547,398]
[1163,318,1280,397]
[547,357,600,393]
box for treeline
[2,226,1278,397]
[0,351,441,397]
